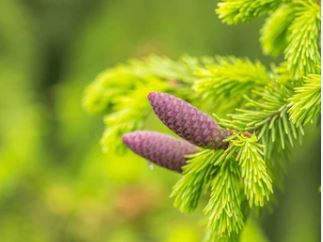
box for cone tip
[122,133,132,146]
[147,91,159,101]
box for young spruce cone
[122,131,198,173]
[148,92,231,149]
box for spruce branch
[216,0,282,25]
[284,0,321,79]
[215,84,304,156]
[204,160,244,242]
[260,5,294,56]
[83,55,207,115]
[226,133,273,207]
[101,81,167,153]
[138,55,214,84]
[171,132,273,239]
[194,57,270,111]
[83,67,140,115]
[83,55,216,153]
[288,73,321,126]
[171,149,223,212]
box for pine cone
[148,92,230,149]
[122,131,198,173]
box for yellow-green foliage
[204,161,243,241]
[226,134,273,207]
[284,0,321,79]
[289,73,321,126]
[260,5,294,56]
[216,0,281,24]
[194,57,270,111]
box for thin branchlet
[288,73,321,126]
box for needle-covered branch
[288,73,321,126]
[194,57,270,112]
[216,0,281,24]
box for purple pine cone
[122,131,198,173]
[148,92,231,149]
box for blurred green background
[0,0,320,241]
